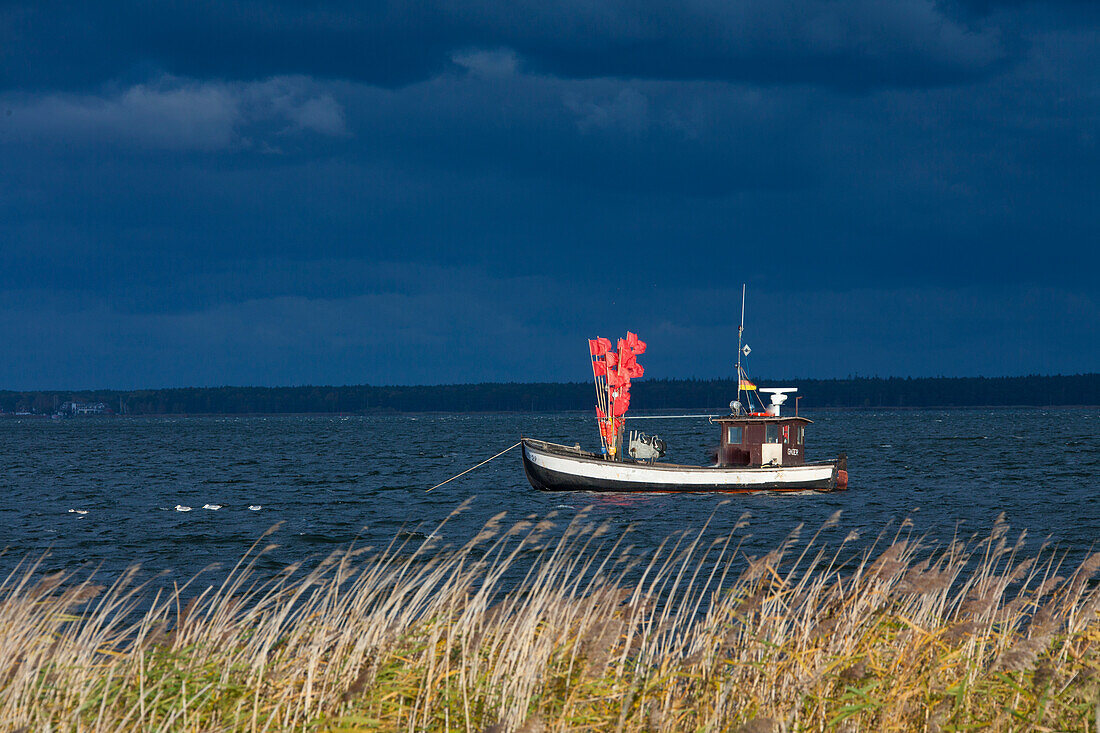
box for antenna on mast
[736,283,745,372]
[734,284,746,414]
[730,284,761,415]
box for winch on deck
[627,431,666,462]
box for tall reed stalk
[2,506,1099,731]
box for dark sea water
[2,409,1098,585]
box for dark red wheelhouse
[714,415,814,468]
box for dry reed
[1,504,1099,732]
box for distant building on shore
[61,401,109,416]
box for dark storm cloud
[0,76,346,150]
[0,0,1097,388]
[947,0,1100,18]
[4,41,1095,295]
[4,0,1012,92]
[2,272,1096,388]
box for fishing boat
[521,288,848,494]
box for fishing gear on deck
[588,332,646,459]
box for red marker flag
[589,337,612,356]
[616,348,643,379]
[608,369,631,388]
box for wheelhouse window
[727,426,743,444]
[798,426,805,444]
[765,424,779,443]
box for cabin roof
[713,415,813,425]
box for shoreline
[3,403,1098,419]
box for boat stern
[830,452,849,490]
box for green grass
[2,505,1099,731]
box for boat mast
[736,284,745,413]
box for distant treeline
[2,374,1098,415]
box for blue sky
[1,0,1097,388]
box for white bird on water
[175,505,192,512]
[68,509,88,515]
[248,505,261,511]
[203,504,222,510]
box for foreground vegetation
[2,506,1099,731]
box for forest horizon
[3,373,1098,416]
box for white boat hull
[522,439,843,493]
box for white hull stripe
[525,446,834,487]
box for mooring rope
[426,441,523,492]
[625,414,720,420]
